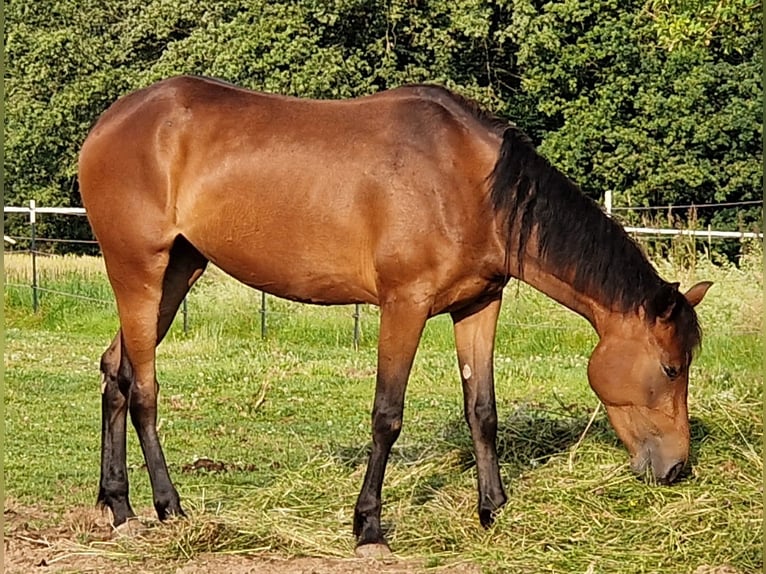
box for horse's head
[587,281,712,484]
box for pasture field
[3,245,763,573]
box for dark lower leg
[129,392,184,520]
[353,405,402,545]
[463,385,506,527]
[98,334,135,525]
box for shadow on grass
[331,404,713,496]
[453,402,619,475]
[685,416,712,479]
[333,402,616,468]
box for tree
[505,0,761,231]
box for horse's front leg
[452,298,507,527]
[353,299,428,555]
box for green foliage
[506,0,761,231]
[646,0,759,54]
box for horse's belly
[182,221,378,306]
[219,256,376,305]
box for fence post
[30,199,39,312]
[604,190,612,216]
[353,304,361,350]
[182,296,188,334]
[260,291,267,338]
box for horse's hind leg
[98,332,134,525]
[98,236,207,525]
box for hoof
[112,517,147,538]
[479,507,495,529]
[155,498,185,521]
[354,542,392,559]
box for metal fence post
[30,199,39,312]
[182,296,188,334]
[353,303,361,350]
[260,291,267,338]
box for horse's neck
[513,258,610,335]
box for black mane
[488,125,662,310]
[487,126,703,352]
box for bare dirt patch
[5,501,117,574]
[3,500,480,574]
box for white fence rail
[622,226,761,239]
[601,190,762,239]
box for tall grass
[4,243,763,573]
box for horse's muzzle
[630,449,686,485]
[657,460,685,485]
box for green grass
[3,246,763,573]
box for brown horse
[79,76,711,554]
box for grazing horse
[79,76,711,554]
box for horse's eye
[662,364,680,379]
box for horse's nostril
[664,461,684,484]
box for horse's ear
[684,281,713,307]
[647,283,680,321]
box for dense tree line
[4,0,761,251]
